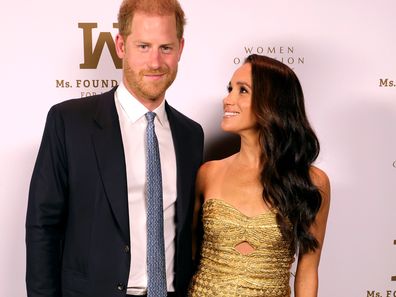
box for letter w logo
[79,23,122,69]
[393,240,396,281]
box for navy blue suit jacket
[26,87,204,297]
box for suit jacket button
[124,245,130,253]
[117,283,125,291]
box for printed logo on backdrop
[55,23,121,98]
[393,240,396,282]
[379,78,396,88]
[79,23,121,69]
[233,45,305,69]
[366,240,396,297]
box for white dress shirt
[114,82,177,294]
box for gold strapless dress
[189,199,294,297]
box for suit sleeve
[26,105,68,297]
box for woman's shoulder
[309,166,329,186]
[196,156,236,195]
[199,155,236,175]
[196,155,236,186]
[309,165,331,202]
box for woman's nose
[223,93,234,106]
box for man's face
[116,12,184,108]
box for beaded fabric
[189,199,294,297]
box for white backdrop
[1,1,395,296]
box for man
[25,0,204,296]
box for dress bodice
[189,199,294,297]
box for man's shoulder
[51,87,116,114]
[165,103,202,132]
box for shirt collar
[115,82,167,126]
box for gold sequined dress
[189,199,294,297]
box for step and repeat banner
[1,1,395,296]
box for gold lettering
[75,79,119,88]
[55,80,71,88]
[79,23,122,69]
[244,46,253,54]
[392,240,396,281]
[56,80,65,88]
[267,47,276,54]
[379,78,389,87]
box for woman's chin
[221,122,236,133]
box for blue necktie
[145,112,167,297]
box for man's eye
[138,44,149,51]
[161,46,172,53]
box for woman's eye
[227,85,232,93]
[240,87,248,94]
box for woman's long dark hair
[246,54,322,255]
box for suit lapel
[90,95,194,244]
[91,88,129,243]
[166,103,192,230]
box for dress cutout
[189,199,294,297]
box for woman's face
[221,63,257,134]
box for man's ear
[177,37,185,61]
[115,34,125,59]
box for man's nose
[147,49,161,69]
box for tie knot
[145,112,156,124]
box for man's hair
[118,0,186,39]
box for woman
[189,54,330,297]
